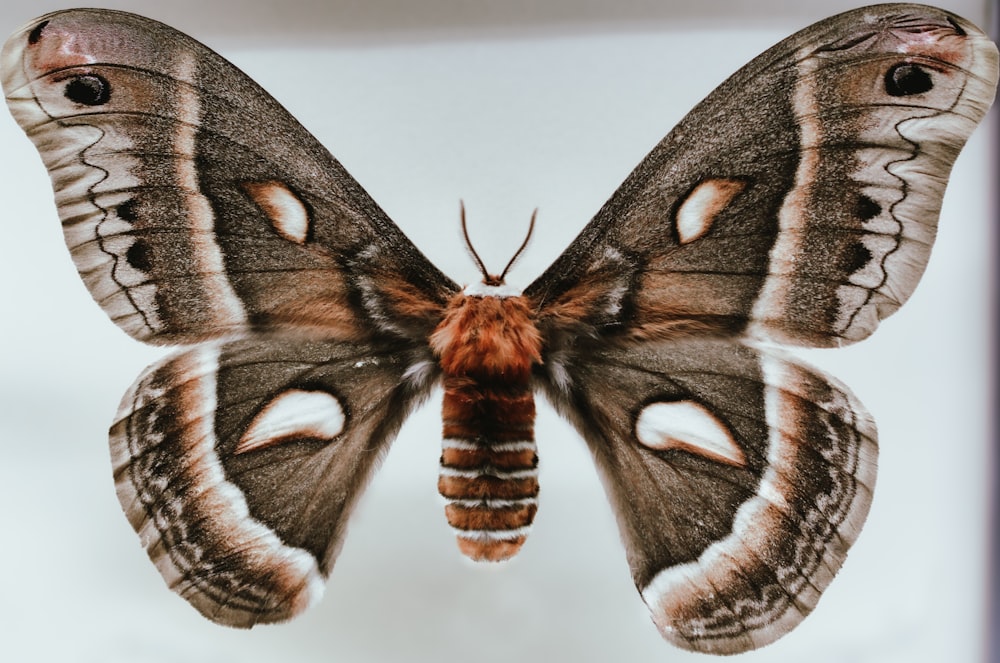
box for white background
[0,1,994,661]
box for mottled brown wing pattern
[0,9,456,345]
[538,340,876,654]
[2,3,997,656]
[111,338,436,627]
[527,4,998,349]
[0,9,460,629]
[527,3,996,655]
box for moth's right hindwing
[541,340,876,654]
[111,338,434,627]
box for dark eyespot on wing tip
[64,74,111,106]
[884,63,934,97]
[27,20,48,45]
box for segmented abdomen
[429,290,543,562]
[438,382,538,561]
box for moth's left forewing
[1,10,456,345]
[540,341,876,654]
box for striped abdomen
[430,287,542,562]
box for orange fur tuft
[430,294,542,380]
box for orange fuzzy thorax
[431,291,543,562]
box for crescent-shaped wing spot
[243,180,312,244]
[635,400,747,467]
[674,178,745,245]
[235,388,345,455]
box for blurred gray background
[0,0,990,44]
[0,1,994,662]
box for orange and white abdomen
[430,283,542,562]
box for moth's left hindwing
[112,338,433,626]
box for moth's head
[460,202,536,291]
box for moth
[2,4,996,655]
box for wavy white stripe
[173,51,247,329]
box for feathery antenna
[460,202,537,286]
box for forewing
[111,338,434,627]
[2,9,455,344]
[527,4,997,348]
[538,340,876,653]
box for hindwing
[111,337,435,626]
[539,340,877,653]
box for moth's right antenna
[499,209,537,282]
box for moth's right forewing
[527,5,998,349]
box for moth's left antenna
[460,201,492,283]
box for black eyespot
[126,240,152,272]
[116,199,138,222]
[27,20,49,45]
[842,242,873,275]
[885,63,933,97]
[855,195,881,221]
[64,75,111,106]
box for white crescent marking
[243,180,311,244]
[236,388,346,454]
[635,399,746,467]
[674,178,745,244]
